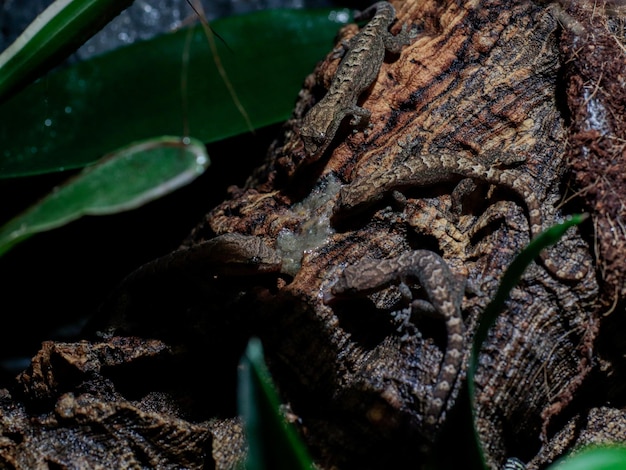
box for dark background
[0,0,339,379]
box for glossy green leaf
[0,8,350,178]
[549,446,626,470]
[467,213,588,469]
[0,136,209,256]
[0,0,134,102]
[238,337,314,470]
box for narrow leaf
[0,0,134,102]
[0,136,209,256]
[238,337,314,470]
[467,214,589,468]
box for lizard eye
[303,136,318,153]
[313,131,326,146]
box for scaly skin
[335,152,587,281]
[329,249,466,437]
[300,2,411,162]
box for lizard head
[300,103,335,159]
[300,128,326,157]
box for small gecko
[327,249,466,435]
[300,1,411,162]
[335,152,586,281]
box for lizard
[92,233,282,336]
[299,1,412,163]
[326,249,466,437]
[333,150,587,281]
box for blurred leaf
[238,337,314,470]
[0,8,350,178]
[0,136,209,256]
[467,213,589,469]
[0,0,134,102]
[549,446,626,470]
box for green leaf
[467,214,589,468]
[238,337,314,470]
[0,8,349,178]
[0,0,134,102]
[0,136,209,256]
[549,446,626,470]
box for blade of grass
[0,0,134,102]
[467,214,589,468]
[238,337,314,470]
[0,136,209,256]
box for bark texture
[1,0,625,469]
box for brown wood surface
[2,1,625,469]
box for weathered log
[2,0,625,468]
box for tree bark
[2,0,625,469]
